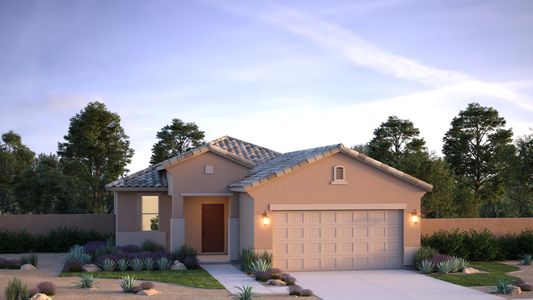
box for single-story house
[106,136,432,271]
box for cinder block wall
[0,214,115,235]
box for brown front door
[201,204,225,253]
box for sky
[1,0,532,173]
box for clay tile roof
[209,136,280,164]
[105,162,168,190]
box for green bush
[421,229,468,258]
[0,227,112,253]
[141,240,165,252]
[465,229,499,261]
[414,246,437,269]
[172,244,197,262]
[4,277,28,300]
[240,248,256,272]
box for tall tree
[442,102,513,216]
[367,116,426,168]
[150,118,205,164]
[0,131,35,213]
[58,102,134,213]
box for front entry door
[202,204,225,253]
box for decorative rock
[462,267,480,274]
[20,264,37,271]
[266,279,286,286]
[137,288,162,296]
[511,285,522,295]
[82,264,101,273]
[30,293,52,300]
[170,261,186,271]
[518,283,532,292]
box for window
[331,165,347,184]
[140,195,159,231]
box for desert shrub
[156,257,171,270]
[521,254,532,266]
[301,289,313,297]
[417,259,435,274]
[116,258,129,271]
[99,258,116,272]
[465,229,498,261]
[64,245,91,272]
[129,258,144,271]
[83,241,105,254]
[120,275,137,293]
[250,258,271,273]
[454,257,469,271]
[143,257,155,270]
[76,273,95,289]
[436,260,454,274]
[140,281,154,290]
[4,277,28,300]
[142,240,165,252]
[182,256,200,269]
[64,259,84,272]
[28,288,37,298]
[232,285,255,300]
[37,281,56,296]
[414,246,437,269]
[172,244,197,262]
[496,278,513,294]
[240,248,256,272]
[254,271,270,282]
[257,251,273,266]
[288,285,302,296]
[422,229,467,258]
[496,234,520,260]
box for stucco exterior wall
[0,214,114,235]
[246,152,426,260]
[239,192,254,250]
[422,218,533,236]
[183,196,228,253]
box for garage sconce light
[410,209,420,224]
[261,211,271,226]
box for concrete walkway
[292,269,504,300]
[201,264,288,295]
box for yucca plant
[521,254,532,266]
[4,277,28,300]
[250,258,271,273]
[436,260,454,274]
[120,275,137,293]
[99,258,116,272]
[417,259,435,274]
[116,259,129,271]
[496,278,513,294]
[232,285,256,300]
[156,257,171,270]
[75,273,96,289]
[144,257,155,270]
[129,258,144,271]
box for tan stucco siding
[239,192,254,250]
[166,152,250,218]
[247,152,426,251]
[183,196,228,253]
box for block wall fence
[0,214,115,235]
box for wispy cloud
[201,0,533,111]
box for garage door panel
[273,210,403,271]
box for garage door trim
[269,203,407,211]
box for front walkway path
[201,264,288,295]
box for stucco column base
[170,218,185,251]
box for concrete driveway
[291,269,503,300]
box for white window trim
[137,193,160,232]
[331,165,348,185]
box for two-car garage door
[272,210,403,271]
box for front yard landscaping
[60,269,224,289]
[431,262,520,286]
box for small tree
[150,118,205,164]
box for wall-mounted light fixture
[410,209,420,224]
[261,211,271,226]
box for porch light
[261,211,271,226]
[410,209,420,224]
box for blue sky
[1,0,532,172]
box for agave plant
[99,258,116,272]
[436,260,454,274]
[156,257,171,270]
[232,285,256,300]
[417,259,435,274]
[116,258,129,271]
[65,245,91,265]
[120,275,137,293]
[521,254,532,266]
[496,278,513,294]
[129,258,144,271]
[250,258,271,273]
[75,273,96,289]
[144,257,156,270]
[454,257,469,272]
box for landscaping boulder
[518,283,532,292]
[20,264,37,271]
[511,285,522,295]
[82,264,101,273]
[30,293,52,300]
[137,288,161,296]
[170,261,186,271]
[462,267,479,274]
[266,279,286,286]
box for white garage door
[272,210,403,271]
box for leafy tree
[58,102,134,213]
[150,118,205,164]
[0,131,35,213]
[367,116,426,168]
[12,154,88,214]
[351,143,369,155]
[416,156,457,218]
[442,103,513,216]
